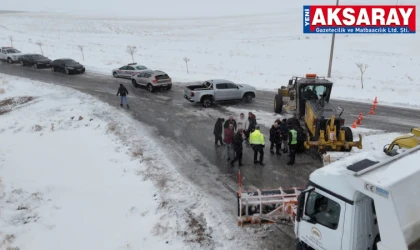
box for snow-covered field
[1,0,419,107]
[0,74,268,250]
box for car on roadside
[18,54,52,69]
[184,79,256,107]
[0,47,24,64]
[50,58,85,74]
[112,63,149,78]
[131,70,172,92]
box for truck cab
[0,47,23,64]
[295,146,420,250]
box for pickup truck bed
[186,85,208,90]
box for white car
[112,63,149,78]
[0,47,24,64]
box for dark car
[50,58,85,74]
[18,54,52,69]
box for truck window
[305,191,341,230]
[227,83,238,89]
[216,83,228,89]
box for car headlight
[66,67,74,70]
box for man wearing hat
[249,126,265,166]
[116,84,129,109]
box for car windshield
[6,49,20,53]
[63,59,77,64]
[135,66,147,70]
[33,55,46,59]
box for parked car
[112,63,149,78]
[18,54,52,68]
[184,79,256,107]
[0,47,24,64]
[50,58,85,74]
[131,70,172,92]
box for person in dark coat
[279,118,289,153]
[116,84,129,108]
[246,112,257,138]
[269,122,282,155]
[224,115,237,131]
[213,118,225,146]
[230,129,245,167]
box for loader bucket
[305,133,362,152]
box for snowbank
[0,0,419,107]
[0,74,260,249]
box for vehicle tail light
[191,92,194,97]
[313,119,317,126]
[152,76,158,83]
[341,119,345,126]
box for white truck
[0,47,24,64]
[184,79,256,107]
[237,145,420,250]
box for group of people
[213,112,298,167]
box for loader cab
[296,74,333,118]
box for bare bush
[35,42,44,55]
[33,125,42,131]
[77,45,84,61]
[0,96,34,115]
[356,63,368,89]
[9,36,13,47]
[126,46,137,63]
[183,57,190,74]
[51,123,54,131]
[0,88,5,94]
[107,120,118,133]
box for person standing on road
[224,116,237,131]
[249,126,265,166]
[269,122,282,155]
[116,84,129,109]
[230,128,246,167]
[287,126,298,165]
[224,124,235,161]
[237,113,248,131]
[213,118,225,146]
[246,112,257,139]
[279,118,289,153]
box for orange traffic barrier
[369,108,375,115]
[359,112,363,120]
[357,117,362,125]
[352,120,357,128]
[373,97,378,104]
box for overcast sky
[1,0,291,18]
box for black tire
[132,79,139,88]
[242,93,253,103]
[113,72,118,78]
[274,94,283,113]
[51,66,56,72]
[147,83,154,92]
[33,63,38,69]
[7,58,13,64]
[65,68,70,75]
[342,126,353,152]
[20,61,25,66]
[201,96,213,107]
[167,85,172,90]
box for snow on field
[1,0,419,107]
[0,74,261,250]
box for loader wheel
[274,94,283,113]
[342,126,353,152]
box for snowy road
[0,63,419,249]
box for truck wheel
[132,79,139,88]
[147,83,154,92]
[201,97,213,107]
[274,94,283,113]
[7,58,12,64]
[341,126,353,152]
[243,93,253,103]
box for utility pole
[327,0,339,78]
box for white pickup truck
[184,79,257,107]
[0,47,23,64]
